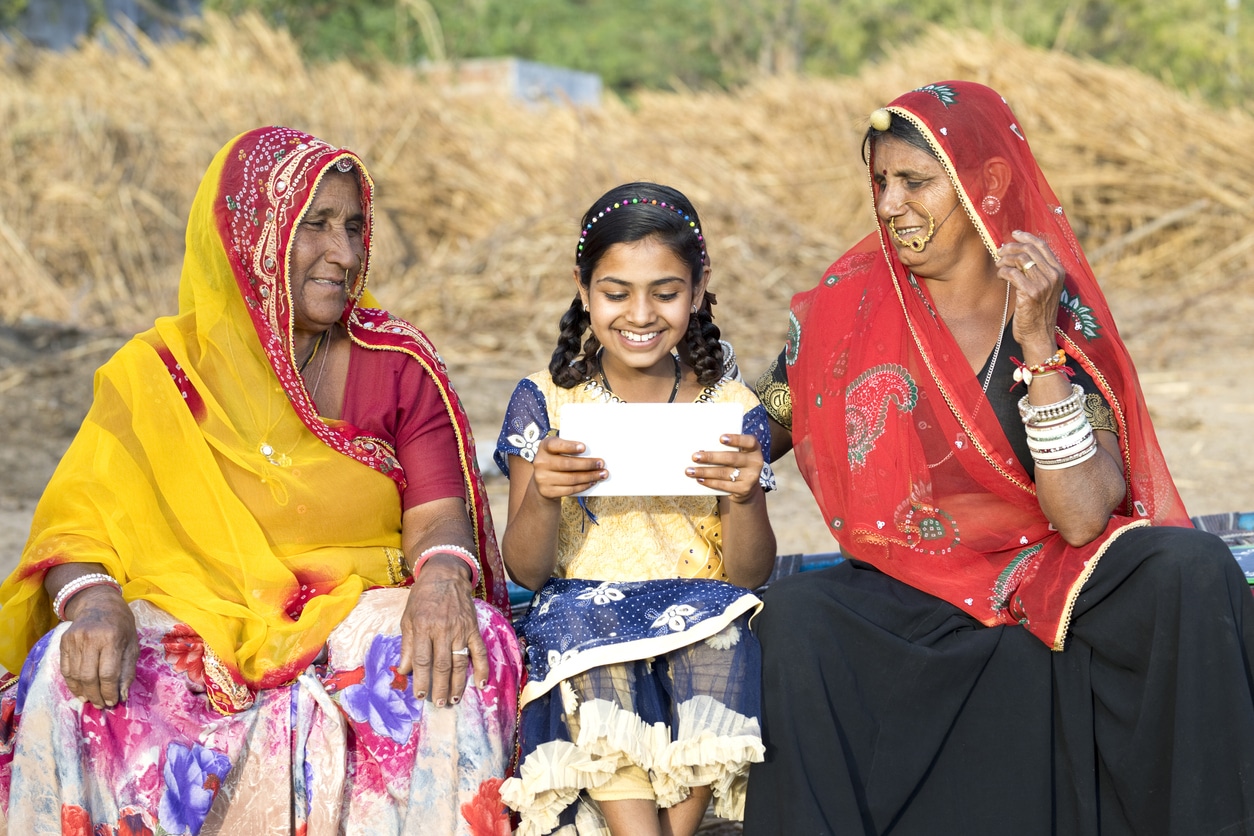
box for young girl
[495,183,776,836]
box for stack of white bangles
[1018,383,1098,471]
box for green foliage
[0,0,29,28]
[201,0,1254,106]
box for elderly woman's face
[872,136,981,277]
[289,170,365,337]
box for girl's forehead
[592,238,690,280]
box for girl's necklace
[599,353,682,403]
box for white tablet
[557,401,742,496]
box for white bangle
[53,572,123,621]
[1033,438,1100,470]
[1027,424,1094,457]
[1024,407,1090,440]
[412,544,481,587]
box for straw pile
[2,14,1251,380]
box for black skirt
[743,526,1254,835]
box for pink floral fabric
[0,590,521,835]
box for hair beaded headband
[577,197,707,261]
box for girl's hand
[997,230,1066,360]
[687,433,764,503]
[529,435,606,500]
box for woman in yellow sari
[0,126,521,836]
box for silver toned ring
[1021,259,1037,272]
[729,468,740,482]
[451,647,470,657]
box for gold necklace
[297,330,325,372]
[307,326,333,401]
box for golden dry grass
[2,13,1252,381]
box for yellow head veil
[0,128,505,712]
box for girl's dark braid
[684,290,724,386]
[548,296,599,388]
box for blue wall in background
[11,0,201,49]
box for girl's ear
[692,263,712,310]
[573,267,589,310]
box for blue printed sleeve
[742,403,777,491]
[494,378,552,479]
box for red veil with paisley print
[0,127,509,711]
[786,81,1188,649]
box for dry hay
[1,15,1250,380]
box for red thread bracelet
[1011,348,1073,389]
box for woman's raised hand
[687,432,764,503]
[59,585,139,710]
[528,435,607,500]
[998,230,1067,359]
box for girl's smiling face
[578,234,708,384]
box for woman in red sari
[745,81,1254,834]
[0,126,521,835]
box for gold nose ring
[887,201,936,252]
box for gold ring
[1021,260,1037,272]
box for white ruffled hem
[500,696,763,835]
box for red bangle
[53,573,123,621]
[411,545,481,587]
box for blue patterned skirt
[500,577,763,835]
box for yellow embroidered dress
[494,371,772,835]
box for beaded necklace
[597,352,682,404]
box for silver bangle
[53,572,123,621]
[1018,384,1086,425]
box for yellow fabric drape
[0,131,408,707]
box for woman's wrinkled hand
[686,432,765,503]
[59,586,138,710]
[528,435,606,501]
[997,230,1066,358]
[396,554,487,708]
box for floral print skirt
[0,588,522,836]
[500,577,764,836]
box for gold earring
[888,200,936,252]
